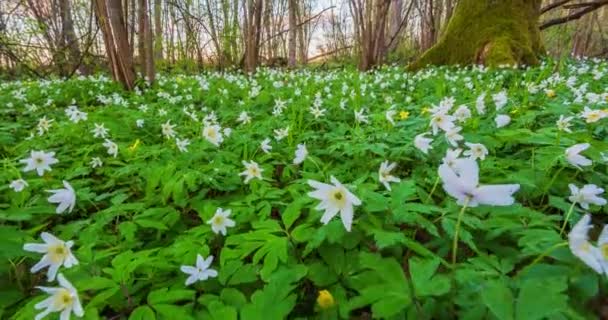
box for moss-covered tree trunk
[410,0,543,69]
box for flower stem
[559,201,577,236]
[517,242,568,277]
[426,176,440,203]
[452,197,470,265]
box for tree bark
[244,0,263,72]
[154,0,163,61]
[288,0,297,67]
[138,0,155,82]
[410,0,543,69]
[59,0,84,75]
[94,0,136,90]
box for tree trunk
[94,0,136,90]
[154,0,163,61]
[244,0,263,72]
[138,0,155,82]
[287,0,297,67]
[410,0,543,69]
[59,0,85,75]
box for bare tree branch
[540,0,608,30]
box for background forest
[0,0,607,81]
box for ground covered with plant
[2,60,608,320]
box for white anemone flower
[260,138,272,154]
[495,114,511,128]
[92,123,109,138]
[385,109,396,125]
[90,157,103,168]
[556,115,573,133]
[10,179,28,192]
[47,181,76,214]
[492,90,508,110]
[239,161,263,183]
[34,274,84,320]
[203,124,223,146]
[565,143,592,169]
[206,208,235,236]
[414,133,433,154]
[293,144,308,165]
[103,139,118,158]
[569,184,607,210]
[23,233,78,281]
[463,142,488,161]
[379,161,400,191]
[180,254,218,286]
[176,138,190,153]
[161,120,176,139]
[307,176,361,232]
[438,157,519,207]
[568,214,608,275]
[20,150,58,176]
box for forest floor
[2,59,608,319]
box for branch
[260,6,335,46]
[541,0,573,14]
[308,46,353,62]
[540,0,608,30]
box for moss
[409,0,543,70]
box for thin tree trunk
[288,0,297,67]
[94,0,136,90]
[154,0,163,61]
[138,0,155,82]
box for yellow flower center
[248,167,259,176]
[53,289,73,309]
[207,129,216,139]
[213,215,224,225]
[331,189,346,208]
[317,290,335,309]
[601,244,608,259]
[579,242,591,253]
[35,157,44,164]
[48,243,68,264]
[588,113,600,122]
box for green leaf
[481,279,514,320]
[129,306,156,320]
[148,288,195,305]
[516,278,568,320]
[282,198,307,229]
[240,265,307,320]
[347,252,411,318]
[207,301,237,320]
[409,257,450,297]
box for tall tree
[350,0,391,70]
[411,0,543,69]
[59,0,84,75]
[94,0,136,90]
[138,0,155,82]
[288,0,297,67]
[243,0,263,72]
[154,0,163,61]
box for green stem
[452,197,470,265]
[517,242,568,277]
[426,176,440,203]
[559,201,577,236]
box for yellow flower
[421,107,430,115]
[128,139,141,152]
[545,89,556,98]
[399,111,410,120]
[317,290,335,309]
